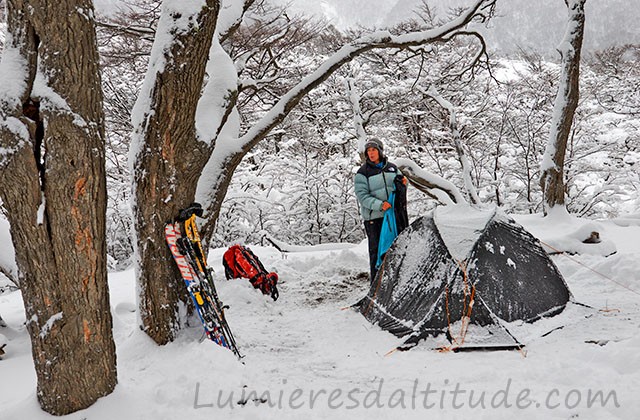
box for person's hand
[402,176,408,186]
[381,201,392,211]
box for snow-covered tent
[357,205,573,351]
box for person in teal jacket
[354,138,406,282]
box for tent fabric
[357,206,572,350]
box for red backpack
[222,245,279,301]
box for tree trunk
[132,0,220,345]
[0,0,116,415]
[539,0,586,214]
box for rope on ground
[541,240,640,297]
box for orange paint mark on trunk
[70,205,79,219]
[83,319,91,343]
[75,227,92,249]
[74,177,87,200]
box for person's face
[366,147,380,163]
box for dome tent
[357,205,573,351]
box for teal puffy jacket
[354,158,402,221]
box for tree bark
[539,0,586,214]
[132,0,220,344]
[0,0,116,414]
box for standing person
[354,138,407,282]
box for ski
[165,206,241,358]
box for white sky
[273,0,640,53]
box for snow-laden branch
[236,0,495,154]
[345,77,368,155]
[422,84,480,204]
[195,37,239,145]
[217,0,256,42]
[238,75,279,90]
[395,158,466,206]
[0,37,34,166]
[0,265,19,288]
[195,0,261,146]
[0,43,29,110]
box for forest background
[47,0,640,270]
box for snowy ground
[1,211,639,419]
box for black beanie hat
[364,138,384,157]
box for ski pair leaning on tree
[165,203,241,357]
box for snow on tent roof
[357,205,573,351]
[433,204,496,262]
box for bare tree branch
[0,264,19,288]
